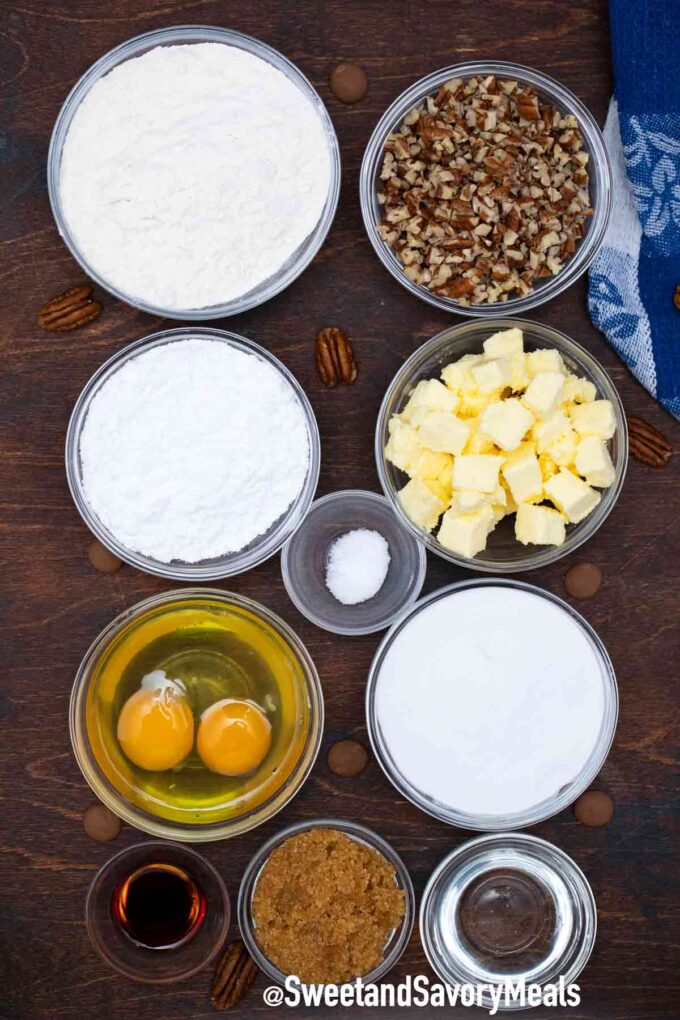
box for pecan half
[315,327,358,387]
[211,940,258,1011]
[628,415,672,468]
[38,284,102,332]
[674,284,680,311]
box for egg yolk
[117,680,194,772]
[197,699,272,777]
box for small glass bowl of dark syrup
[86,841,230,982]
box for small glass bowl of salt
[281,490,426,636]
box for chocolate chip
[83,803,121,841]
[565,562,602,599]
[574,791,613,826]
[87,538,122,574]
[329,63,368,104]
[327,739,368,777]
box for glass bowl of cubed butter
[376,319,627,572]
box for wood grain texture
[0,1,678,1018]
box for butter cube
[490,488,512,521]
[438,505,495,558]
[526,348,566,377]
[562,374,597,403]
[384,419,420,472]
[515,504,566,546]
[575,437,616,487]
[569,400,616,440]
[417,410,469,454]
[544,469,601,523]
[458,389,494,418]
[464,418,498,455]
[523,371,565,418]
[441,361,475,394]
[452,454,504,493]
[493,484,508,508]
[532,410,571,453]
[544,428,578,467]
[483,327,524,358]
[401,379,459,421]
[501,444,543,504]
[452,489,489,513]
[509,352,530,392]
[398,478,447,531]
[410,448,453,481]
[480,398,534,451]
[470,358,512,394]
[437,468,454,503]
[406,406,430,429]
[427,477,453,504]
[500,481,518,515]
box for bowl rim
[419,832,597,1008]
[365,578,619,831]
[280,488,427,636]
[237,816,416,985]
[85,839,231,983]
[47,24,341,319]
[70,588,324,842]
[375,316,628,573]
[359,59,612,317]
[65,326,321,580]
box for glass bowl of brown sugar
[238,818,415,986]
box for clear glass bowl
[376,318,627,573]
[360,60,612,317]
[366,579,619,831]
[420,833,597,1011]
[47,25,341,319]
[281,489,426,636]
[237,818,415,985]
[70,589,324,842]
[85,841,230,983]
[65,327,321,580]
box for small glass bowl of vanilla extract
[86,841,229,982]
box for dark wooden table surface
[1,1,678,1018]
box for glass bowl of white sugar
[65,328,320,580]
[366,579,618,831]
[47,26,340,318]
[281,490,427,636]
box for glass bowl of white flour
[65,328,320,579]
[47,26,340,318]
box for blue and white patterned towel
[588,0,680,420]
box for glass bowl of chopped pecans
[360,62,612,315]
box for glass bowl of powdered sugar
[66,328,320,580]
[47,26,340,318]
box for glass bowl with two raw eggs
[70,590,323,841]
